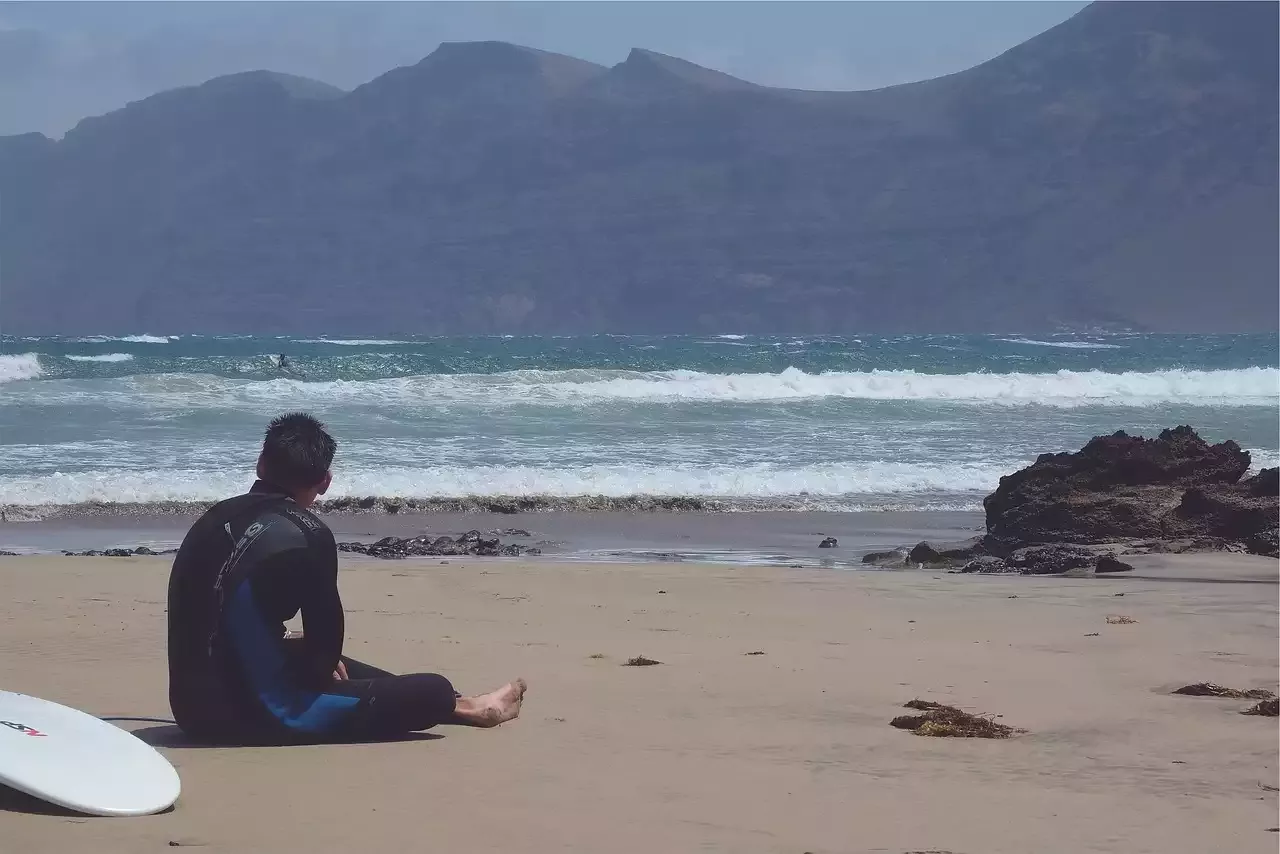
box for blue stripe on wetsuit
[225,583,359,734]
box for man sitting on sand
[166,411,527,744]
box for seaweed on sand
[889,700,1023,738]
[1105,615,1138,624]
[1173,683,1276,700]
[1241,699,1280,717]
[623,655,661,667]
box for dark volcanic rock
[907,542,944,564]
[1245,528,1279,559]
[969,546,1133,576]
[959,556,1012,574]
[861,548,908,566]
[818,537,838,549]
[1167,479,1279,544]
[984,427,1275,549]
[1246,467,1280,497]
[875,428,1273,578]
[909,538,987,565]
[1009,544,1098,575]
[1094,554,1134,574]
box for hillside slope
[1,1,1275,334]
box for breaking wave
[65,353,135,363]
[72,334,177,344]
[999,338,1125,350]
[296,339,412,346]
[9,366,1277,409]
[0,353,43,384]
[0,460,1005,509]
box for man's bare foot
[453,678,527,728]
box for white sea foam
[0,460,1006,508]
[72,334,176,344]
[9,449,1275,510]
[16,366,1272,409]
[0,353,43,384]
[1248,449,1280,471]
[296,339,411,346]
[65,353,135,363]
[999,338,1125,350]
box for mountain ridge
[1,1,1275,335]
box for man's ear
[318,471,332,496]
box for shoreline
[0,493,985,521]
[0,508,987,568]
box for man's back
[163,411,524,743]
[166,481,343,740]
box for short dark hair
[259,412,336,491]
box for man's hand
[332,659,349,681]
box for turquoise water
[1,333,1276,510]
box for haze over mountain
[0,1,1275,335]
[0,1,1086,137]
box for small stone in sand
[588,653,606,659]
[745,650,766,656]
[623,656,661,667]
[1106,615,1138,624]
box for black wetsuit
[166,481,457,743]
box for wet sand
[0,551,1276,853]
[0,508,986,567]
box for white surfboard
[0,690,181,816]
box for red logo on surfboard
[0,720,48,737]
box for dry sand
[0,552,1276,853]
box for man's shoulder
[182,491,331,549]
[277,504,331,539]
[270,507,335,555]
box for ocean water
[1,333,1276,512]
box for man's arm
[296,529,345,685]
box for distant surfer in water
[273,354,305,378]
[165,412,526,744]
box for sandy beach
[0,552,1276,853]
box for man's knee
[376,672,457,732]
[405,672,458,717]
